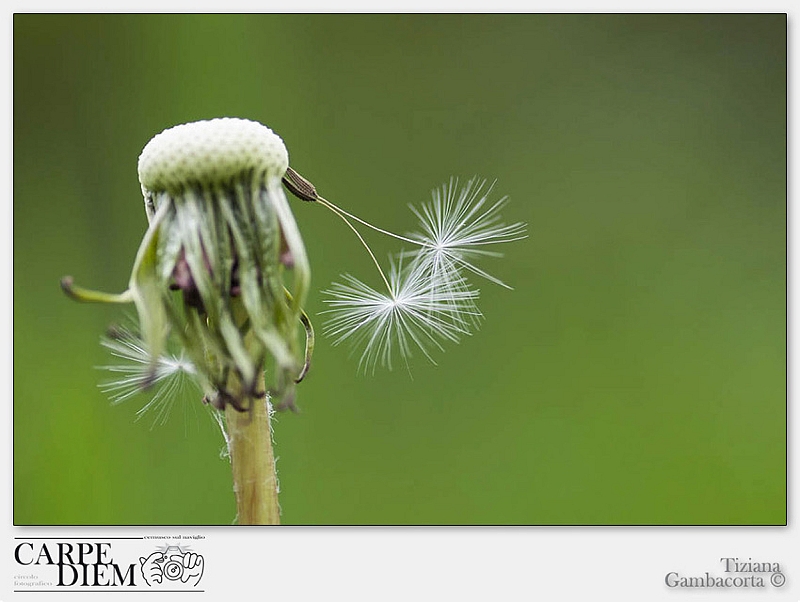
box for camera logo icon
[139,545,204,587]
[162,547,188,581]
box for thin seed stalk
[225,369,280,525]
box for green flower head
[64,117,312,411]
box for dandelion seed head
[67,114,526,413]
[123,118,310,411]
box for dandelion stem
[225,370,280,525]
[224,299,280,525]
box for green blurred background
[13,14,785,525]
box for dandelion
[63,117,310,523]
[62,117,526,524]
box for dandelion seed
[97,324,201,426]
[323,257,481,372]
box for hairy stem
[224,371,280,525]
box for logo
[12,538,206,592]
[14,541,135,587]
[139,545,204,587]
